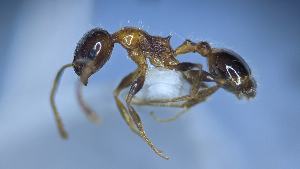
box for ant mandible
[50,27,256,160]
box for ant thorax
[134,63,190,101]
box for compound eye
[212,49,251,85]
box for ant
[50,27,256,160]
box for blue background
[0,0,299,168]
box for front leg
[114,69,140,136]
[125,65,169,160]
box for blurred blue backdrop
[0,0,299,169]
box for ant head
[209,49,257,99]
[73,28,114,85]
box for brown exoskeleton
[50,27,256,159]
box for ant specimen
[50,27,256,160]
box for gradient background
[0,0,299,169]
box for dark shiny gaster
[208,49,256,98]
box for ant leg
[76,80,100,124]
[50,63,73,139]
[176,69,221,105]
[150,107,188,123]
[147,84,215,123]
[146,83,202,123]
[132,95,191,105]
[150,79,208,123]
[130,62,205,105]
[125,65,169,160]
[154,70,220,122]
[174,40,212,57]
[150,83,220,123]
[182,84,221,109]
[172,62,202,71]
[137,70,221,123]
[113,70,140,135]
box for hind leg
[134,69,221,122]
[149,83,220,123]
